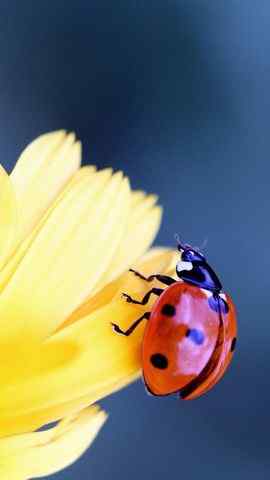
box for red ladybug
[112,240,237,400]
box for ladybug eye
[182,250,193,262]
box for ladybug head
[175,235,206,264]
[178,245,205,263]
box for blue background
[1,2,269,479]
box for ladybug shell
[142,282,237,399]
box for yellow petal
[0,169,131,346]
[11,131,81,244]
[0,250,177,436]
[0,166,97,294]
[0,406,107,480]
[97,191,162,287]
[0,165,18,270]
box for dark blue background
[1,2,269,479]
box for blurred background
[1,1,269,479]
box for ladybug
[112,239,237,400]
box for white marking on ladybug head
[176,260,193,274]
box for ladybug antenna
[196,237,208,253]
[201,237,208,250]
[174,233,186,252]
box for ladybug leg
[129,269,176,286]
[112,312,150,336]
[122,287,163,305]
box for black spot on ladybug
[161,304,176,316]
[186,328,204,345]
[231,337,237,352]
[150,353,168,369]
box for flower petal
[0,406,107,480]
[0,169,131,345]
[0,165,18,270]
[11,131,81,244]
[97,191,162,287]
[0,250,177,436]
[0,166,97,294]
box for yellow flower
[0,131,176,479]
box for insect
[112,239,237,400]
